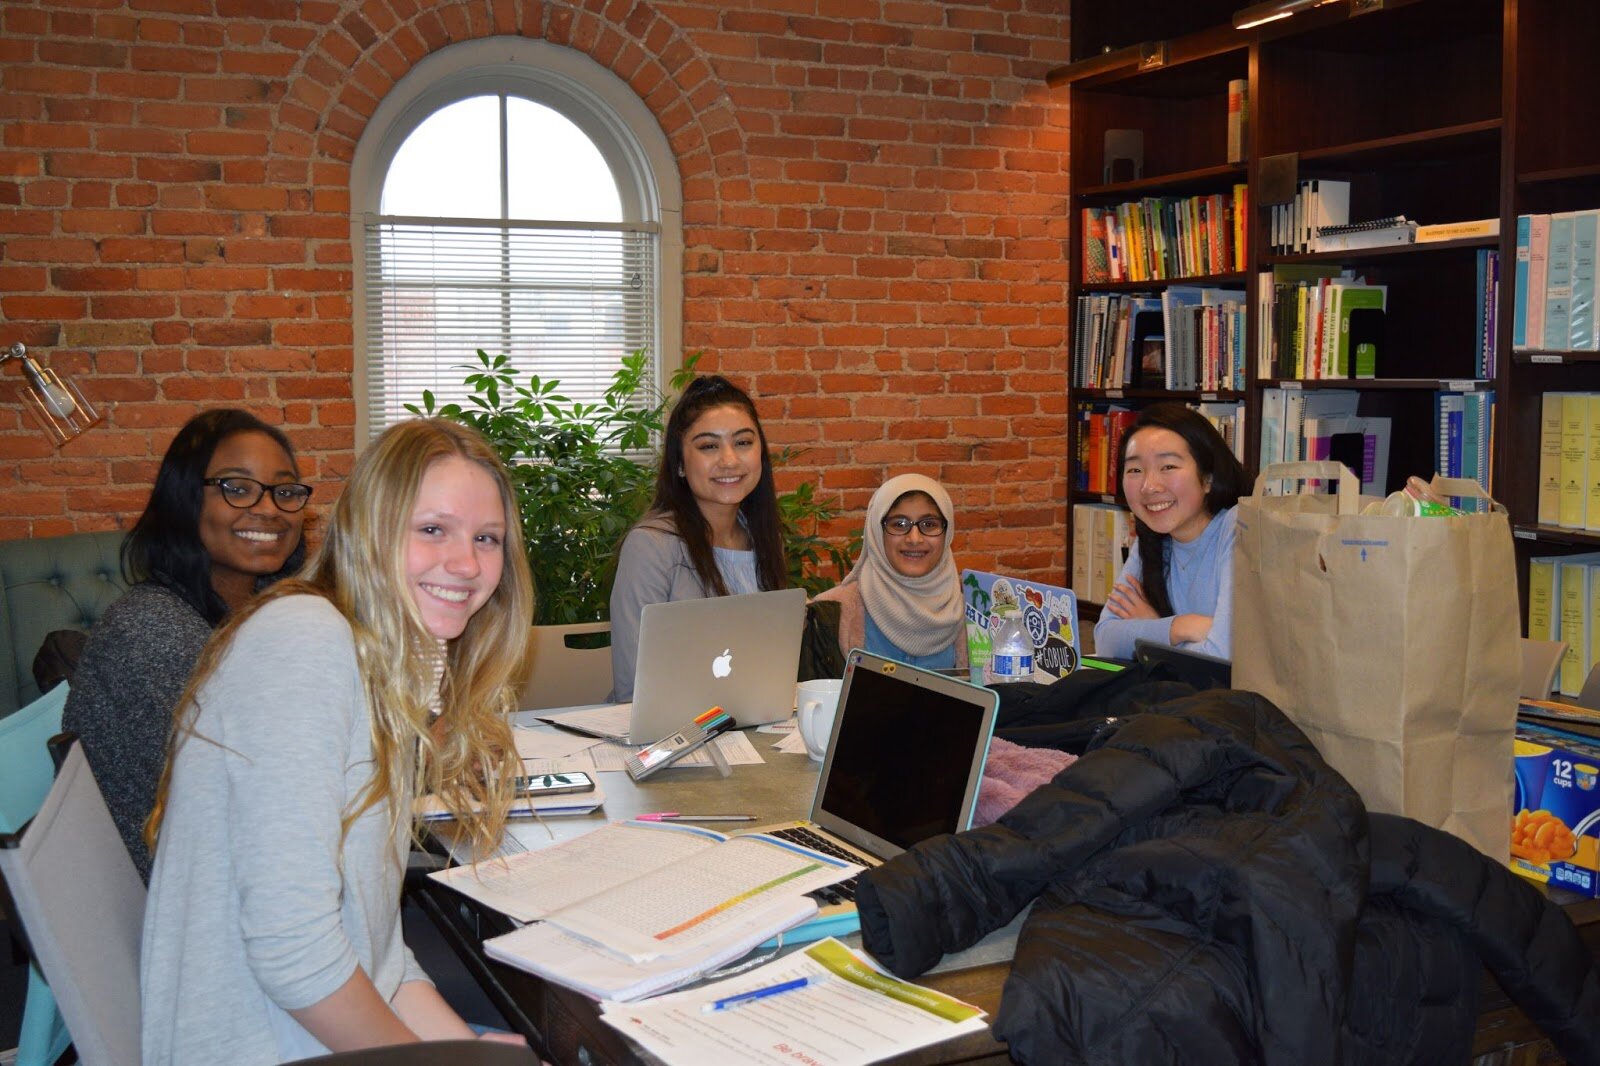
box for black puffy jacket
[856,688,1600,1065]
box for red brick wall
[1,0,1071,581]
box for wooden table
[410,719,1599,1066]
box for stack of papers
[431,821,860,1000]
[599,938,989,1066]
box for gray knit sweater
[62,581,213,881]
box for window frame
[350,36,683,444]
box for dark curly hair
[646,375,786,595]
[124,409,306,625]
[1116,402,1247,617]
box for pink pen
[636,812,756,822]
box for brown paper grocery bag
[1233,463,1519,862]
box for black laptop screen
[816,665,988,851]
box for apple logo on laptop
[711,649,733,678]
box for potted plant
[409,350,852,627]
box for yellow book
[1559,558,1589,695]
[1540,392,1566,525]
[1528,556,1557,642]
[1561,393,1590,528]
[1591,565,1600,691]
[1071,504,1093,600]
[1589,394,1600,530]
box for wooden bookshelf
[1056,0,1600,629]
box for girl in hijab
[814,474,967,670]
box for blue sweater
[1093,507,1236,660]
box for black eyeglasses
[203,476,313,513]
[882,515,947,537]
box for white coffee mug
[795,678,844,762]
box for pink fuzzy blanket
[973,737,1077,827]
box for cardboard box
[1512,723,1600,896]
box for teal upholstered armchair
[0,531,125,717]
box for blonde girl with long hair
[139,418,534,1065]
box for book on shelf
[1082,207,1111,284]
[1270,179,1350,254]
[1303,415,1391,496]
[1415,218,1501,242]
[1529,555,1560,642]
[1525,214,1551,350]
[1570,211,1597,351]
[1090,191,1245,283]
[1072,502,1132,605]
[1515,215,1532,350]
[1528,553,1600,697]
[1515,209,1600,352]
[1227,79,1247,164]
[1558,391,1584,528]
[1434,390,1496,513]
[1539,392,1565,525]
[1257,388,1360,492]
[1476,248,1501,378]
[1544,213,1576,352]
[1556,555,1600,696]
[1311,222,1417,253]
[1159,286,1245,390]
[1317,215,1408,236]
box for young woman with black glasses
[814,473,967,670]
[64,408,309,880]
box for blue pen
[700,974,826,1014]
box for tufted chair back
[0,531,126,718]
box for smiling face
[1121,426,1214,543]
[678,403,762,521]
[882,491,948,579]
[199,430,306,605]
[405,455,508,641]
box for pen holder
[625,716,735,781]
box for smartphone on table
[513,771,595,796]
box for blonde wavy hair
[148,418,534,861]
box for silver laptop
[754,649,1000,935]
[541,587,807,745]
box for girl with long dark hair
[64,408,309,879]
[608,375,787,700]
[1093,402,1247,660]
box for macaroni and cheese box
[960,570,1081,686]
[1512,722,1600,897]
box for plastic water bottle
[990,614,1033,684]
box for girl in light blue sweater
[1094,403,1247,661]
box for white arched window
[351,37,682,440]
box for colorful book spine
[1527,214,1550,350]
[1515,215,1531,349]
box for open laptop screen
[815,661,993,853]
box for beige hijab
[835,474,963,657]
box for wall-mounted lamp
[1232,0,1341,30]
[2,343,102,446]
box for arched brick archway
[268,0,747,204]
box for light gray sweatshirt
[140,595,429,1066]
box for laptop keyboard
[766,825,864,905]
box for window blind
[361,216,658,438]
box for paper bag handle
[1428,475,1507,514]
[1253,461,1361,514]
